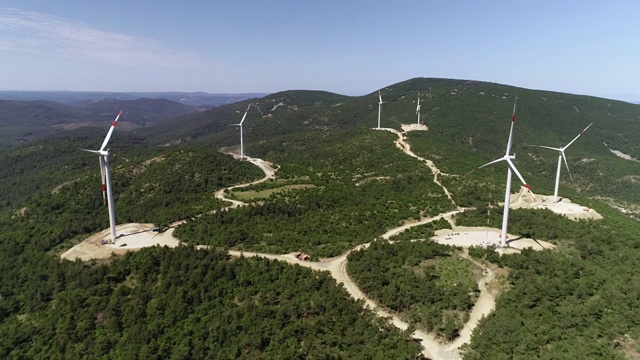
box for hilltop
[137,78,640,216]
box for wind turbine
[531,122,593,203]
[377,91,385,129]
[232,104,252,160]
[416,96,421,125]
[470,97,532,247]
[82,110,123,242]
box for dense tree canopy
[0,246,423,359]
[348,240,478,341]
[175,129,454,258]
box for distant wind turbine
[377,91,385,129]
[232,104,252,160]
[416,96,421,125]
[531,122,593,203]
[82,110,123,242]
[470,96,532,247]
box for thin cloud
[0,7,204,68]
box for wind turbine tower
[232,104,252,160]
[82,111,123,242]
[532,122,593,202]
[416,96,421,125]
[470,97,532,247]
[377,91,384,129]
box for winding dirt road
[214,155,277,208]
[377,127,458,208]
[227,210,488,360]
[216,130,497,360]
[65,133,495,359]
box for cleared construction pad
[510,187,603,220]
[432,228,555,252]
[60,223,180,261]
[430,187,602,252]
[401,123,428,132]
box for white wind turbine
[377,91,385,129]
[82,110,123,242]
[470,97,532,247]
[232,104,252,160]
[532,122,593,203]
[416,96,421,125]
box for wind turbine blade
[81,149,101,154]
[378,91,383,104]
[239,104,251,125]
[505,96,517,155]
[563,122,593,150]
[534,145,563,152]
[561,152,574,183]
[505,158,530,190]
[467,157,506,175]
[506,158,536,200]
[99,110,123,151]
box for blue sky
[1,1,639,101]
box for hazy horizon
[1,1,640,102]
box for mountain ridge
[0,90,268,107]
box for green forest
[0,246,423,359]
[175,129,455,258]
[3,78,640,358]
[348,241,478,341]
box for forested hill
[141,77,640,159]
[0,98,198,150]
[0,246,423,359]
[0,132,423,359]
[5,77,640,358]
[0,90,267,107]
[139,77,640,213]
[67,97,197,124]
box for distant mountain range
[0,91,268,149]
[0,91,268,107]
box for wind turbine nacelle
[81,148,109,156]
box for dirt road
[62,154,278,261]
[227,204,493,360]
[215,155,278,208]
[65,141,495,359]
[376,127,458,207]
